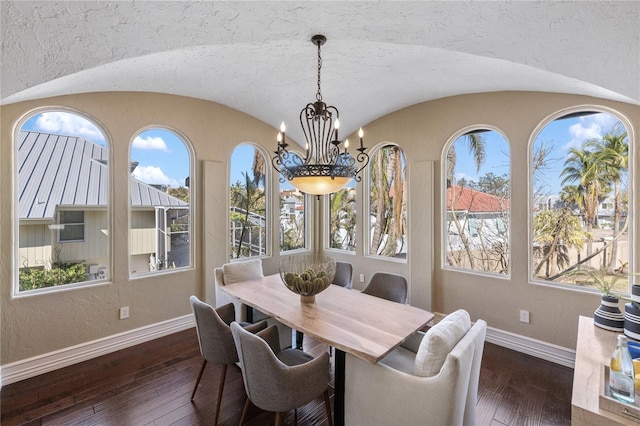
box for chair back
[344,317,486,426]
[231,323,329,413]
[214,259,265,322]
[333,261,353,288]
[362,272,408,303]
[463,319,487,425]
[190,295,239,365]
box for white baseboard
[1,313,576,387]
[485,325,575,368]
[0,314,195,387]
[432,312,575,368]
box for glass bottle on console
[610,334,635,404]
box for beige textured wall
[1,91,638,365]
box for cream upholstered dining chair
[345,310,487,426]
[189,296,267,425]
[361,272,408,303]
[231,322,333,426]
[214,258,292,349]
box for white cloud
[132,165,180,187]
[35,112,105,143]
[132,135,169,151]
[562,113,619,151]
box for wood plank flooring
[1,328,573,425]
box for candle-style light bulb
[344,138,349,154]
[277,132,282,143]
[280,122,286,133]
[334,119,340,140]
[358,127,364,149]
[334,119,340,130]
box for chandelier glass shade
[271,34,369,196]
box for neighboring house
[280,189,304,221]
[446,184,510,251]
[18,131,188,279]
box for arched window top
[15,109,111,295]
[19,108,110,148]
[129,127,192,276]
[443,127,511,277]
[529,108,633,292]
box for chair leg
[294,408,298,426]
[275,411,282,426]
[324,389,333,426]
[213,364,228,425]
[240,397,251,425]
[190,359,207,401]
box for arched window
[280,153,307,252]
[229,144,268,258]
[443,128,511,276]
[530,110,633,292]
[368,144,408,259]
[16,110,110,294]
[129,128,192,276]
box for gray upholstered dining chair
[332,261,353,289]
[231,322,333,426]
[361,272,408,304]
[189,296,267,425]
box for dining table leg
[334,349,345,426]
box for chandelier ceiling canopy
[271,34,369,196]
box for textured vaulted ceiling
[1,1,638,144]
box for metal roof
[18,131,187,220]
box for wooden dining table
[220,273,434,426]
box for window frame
[279,150,310,254]
[58,210,85,242]
[13,107,112,297]
[527,105,636,294]
[128,126,195,279]
[441,125,512,279]
[228,142,271,260]
[364,142,408,263]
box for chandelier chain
[316,41,322,102]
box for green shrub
[19,262,87,291]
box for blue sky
[22,112,190,188]
[22,111,624,195]
[452,112,624,196]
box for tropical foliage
[329,187,357,251]
[445,130,511,275]
[531,112,630,291]
[369,145,407,258]
[230,146,267,258]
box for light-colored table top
[572,315,640,425]
[221,274,434,364]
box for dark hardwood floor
[1,328,573,425]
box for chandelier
[271,34,369,196]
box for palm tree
[559,185,584,211]
[560,147,604,255]
[329,188,356,250]
[369,146,406,257]
[230,172,266,258]
[447,132,486,185]
[590,131,629,272]
[532,208,591,278]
